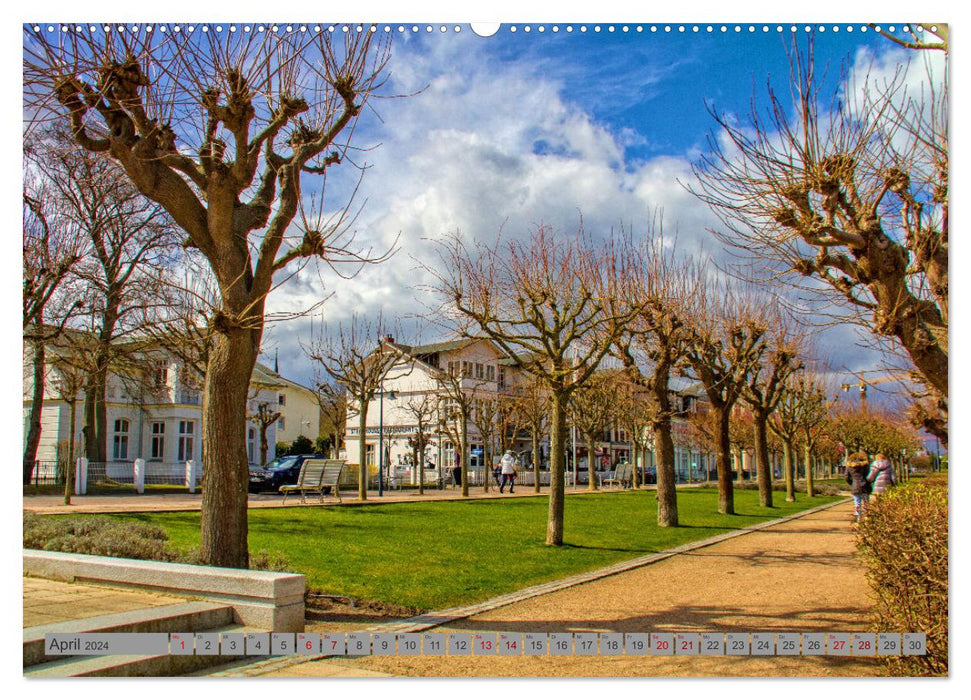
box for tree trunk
[482,441,491,493]
[23,337,46,484]
[651,362,678,526]
[782,440,795,502]
[632,443,641,489]
[357,402,369,500]
[714,406,735,515]
[259,428,269,466]
[546,391,567,546]
[64,399,77,505]
[753,413,773,508]
[804,443,815,498]
[199,326,258,569]
[460,417,469,497]
[532,430,541,493]
[82,356,109,464]
[586,432,598,491]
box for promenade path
[254,499,881,678]
[23,483,696,515]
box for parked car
[248,454,325,493]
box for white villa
[23,339,319,476]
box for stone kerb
[23,550,305,632]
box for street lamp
[378,387,396,497]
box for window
[150,422,165,460]
[498,367,506,389]
[278,393,286,406]
[486,365,495,382]
[365,443,375,466]
[178,421,195,462]
[112,419,129,460]
[153,362,168,388]
[247,427,256,463]
[461,361,471,378]
[278,417,286,431]
[475,362,484,379]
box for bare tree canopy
[691,38,947,444]
[24,26,394,567]
[430,224,641,545]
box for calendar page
[20,2,949,691]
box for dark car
[248,454,325,493]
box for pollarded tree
[569,370,621,491]
[307,317,403,501]
[431,225,642,545]
[434,363,488,498]
[25,25,392,568]
[513,374,550,494]
[315,377,348,459]
[692,36,948,446]
[682,284,769,515]
[402,394,436,495]
[247,400,280,466]
[741,319,804,507]
[612,380,657,490]
[612,232,696,526]
[470,393,501,493]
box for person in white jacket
[499,450,518,494]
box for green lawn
[101,488,840,611]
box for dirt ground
[265,500,885,677]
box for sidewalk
[23,577,188,628]
[255,499,881,677]
[23,483,687,515]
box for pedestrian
[867,452,896,497]
[844,451,872,522]
[499,449,517,494]
[451,451,461,487]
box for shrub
[856,481,948,676]
[289,435,315,455]
[23,513,292,572]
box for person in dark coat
[844,451,873,522]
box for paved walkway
[23,483,688,515]
[251,499,881,677]
[23,577,188,628]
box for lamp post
[378,388,396,497]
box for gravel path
[263,499,882,677]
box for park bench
[603,463,632,489]
[280,459,345,504]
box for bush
[856,481,948,676]
[23,513,292,572]
[289,435,314,455]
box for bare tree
[307,317,402,501]
[512,375,550,493]
[402,394,436,495]
[613,380,657,489]
[22,169,83,483]
[691,38,948,445]
[682,284,769,515]
[315,377,348,459]
[768,380,805,502]
[248,399,280,466]
[434,363,487,497]
[26,130,182,467]
[430,225,641,545]
[741,319,804,506]
[613,233,696,526]
[568,370,619,491]
[790,372,832,498]
[25,26,393,567]
[470,393,502,493]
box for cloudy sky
[259,22,928,401]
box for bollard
[133,458,145,494]
[185,460,196,493]
[75,457,88,495]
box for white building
[342,337,532,482]
[23,341,292,478]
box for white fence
[74,459,201,494]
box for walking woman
[867,452,896,498]
[845,452,873,522]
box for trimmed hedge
[23,513,291,572]
[856,479,948,676]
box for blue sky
[260,22,923,402]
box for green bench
[280,459,345,504]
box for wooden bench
[280,459,345,504]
